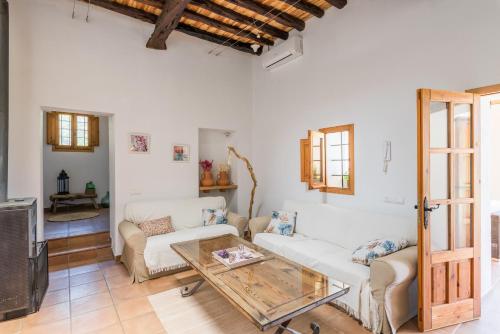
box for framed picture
[129,133,151,154]
[173,144,190,162]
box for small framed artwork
[129,133,151,154]
[173,144,190,162]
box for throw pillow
[202,208,228,226]
[352,238,409,266]
[264,210,297,236]
[138,216,175,238]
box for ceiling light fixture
[251,44,260,53]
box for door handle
[415,197,440,229]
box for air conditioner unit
[262,35,303,71]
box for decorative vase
[200,171,215,187]
[101,191,110,208]
[217,171,230,186]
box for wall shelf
[199,184,238,193]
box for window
[300,124,354,195]
[47,112,99,152]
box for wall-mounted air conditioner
[261,35,303,71]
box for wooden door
[417,89,481,331]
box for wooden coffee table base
[180,280,204,297]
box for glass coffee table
[171,234,350,334]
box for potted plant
[199,160,215,187]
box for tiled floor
[0,261,499,334]
[44,208,110,240]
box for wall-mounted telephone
[383,141,391,174]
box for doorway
[41,108,113,269]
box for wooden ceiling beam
[190,0,288,40]
[79,0,260,54]
[183,9,274,46]
[278,0,324,18]
[176,23,262,55]
[146,0,192,50]
[324,0,347,9]
[226,0,305,31]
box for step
[47,231,114,271]
[48,231,111,254]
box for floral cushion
[202,208,228,226]
[138,216,175,238]
[352,238,409,266]
[264,210,297,236]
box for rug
[148,283,367,334]
[48,211,100,222]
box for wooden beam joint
[146,0,191,50]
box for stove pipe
[0,0,8,202]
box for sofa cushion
[253,232,309,254]
[352,238,409,266]
[202,208,228,226]
[125,196,226,231]
[264,210,297,236]
[283,200,416,251]
[144,224,238,274]
[138,216,175,237]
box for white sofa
[119,196,247,282]
[249,201,417,334]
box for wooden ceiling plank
[278,0,324,18]
[183,9,274,45]
[323,0,347,9]
[147,0,192,50]
[80,0,158,24]
[79,0,260,54]
[176,22,262,55]
[190,0,288,40]
[226,0,305,31]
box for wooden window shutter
[46,112,58,145]
[308,130,326,189]
[89,116,100,147]
[300,138,310,182]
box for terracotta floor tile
[41,288,69,308]
[115,296,153,321]
[110,283,150,303]
[105,273,132,289]
[70,291,114,316]
[20,318,71,334]
[87,323,124,334]
[70,270,104,287]
[71,306,119,334]
[146,276,179,295]
[97,260,118,270]
[23,302,70,327]
[0,318,22,334]
[121,312,164,334]
[102,263,129,279]
[70,279,108,300]
[47,276,69,292]
[49,269,69,280]
[69,263,100,276]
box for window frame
[47,112,98,153]
[319,124,355,195]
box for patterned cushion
[264,210,297,237]
[352,238,409,266]
[138,216,175,238]
[202,208,228,226]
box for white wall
[491,104,500,202]
[8,0,253,255]
[43,114,109,207]
[251,0,500,295]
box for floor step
[48,231,114,271]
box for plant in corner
[199,160,215,187]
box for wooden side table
[49,193,99,213]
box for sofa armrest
[248,216,271,240]
[118,220,146,254]
[370,246,418,333]
[227,212,247,237]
